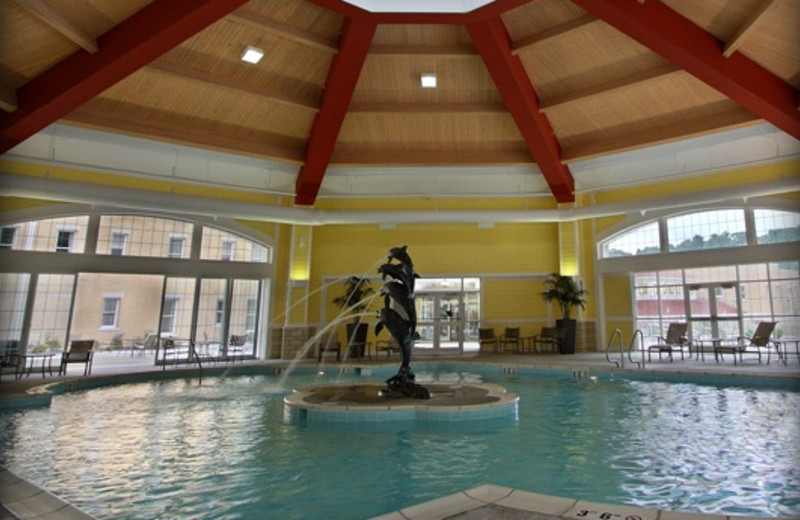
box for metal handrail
[627,329,644,369]
[605,328,624,368]
[189,341,203,385]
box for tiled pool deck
[1,350,799,519]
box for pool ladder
[605,328,646,369]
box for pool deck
[1,350,799,520]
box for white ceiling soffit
[3,123,799,200]
[341,0,495,13]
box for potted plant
[332,276,375,358]
[540,273,588,354]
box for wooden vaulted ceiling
[0,0,798,206]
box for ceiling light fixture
[420,73,437,88]
[241,45,264,64]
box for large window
[0,212,272,360]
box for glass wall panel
[200,227,270,263]
[0,273,29,351]
[667,210,746,252]
[754,209,800,245]
[227,279,260,358]
[685,266,737,284]
[602,221,660,258]
[195,279,227,359]
[5,216,89,253]
[96,215,193,258]
[29,274,74,353]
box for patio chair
[647,323,689,362]
[227,334,248,361]
[375,338,399,358]
[498,327,522,353]
[59,339,95,376]
[132,333,158,356]
[714,321,777,365]
[0,340,21,381]
[478,328,499,354]
[533,326,563,354]
[316,332,341,362]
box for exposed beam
[294,17,378,206]
[466,17,574,202]
[348,102,506,114]
[723,0,779,58]
[14,0,98,53]
[147,60,319,111]
[540,63,681,111]
[0,0,252,155]
[63,106,307,163]
[511,14,598,55]
[228,8,338,53]
[562,106,759,163]
[0,88,17,113]
[571,0,800,140]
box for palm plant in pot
[540,272,588,354]
[332,276,375,358]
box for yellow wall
[2,157,799,354]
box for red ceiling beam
[295,17,378,206]
[466,17,574,203]
[0,0,251,155]
[571,0,800,141]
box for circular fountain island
[284,246,518,423]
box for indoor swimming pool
[1,364,798,519]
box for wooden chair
[316,332,341,362]
[59,339,95,376]
[478,328,499,353]
[498,327,522,353]
[647,323,689,362]
[375,338,400,358]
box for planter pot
[556,318,577,354]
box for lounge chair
[59,340,95,376]
[647,323,689,362]
[498,327,521,353]
[0,340,21,381]
[533,326,563,354]
[316,332,341,362]
[478,328,499,354]
[714,321,777,365]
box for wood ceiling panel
[46,0,153,38]
[661,0,762,39]
[501,0,586,40]
[548,73,732,139]
[371,24,472,46]
[516,20,665,100]
[65,103,307,163]
[338,113,522,147]
[735,1,800,87]
[354,55,500,104]
[169,19,333,89]
[0,2,76,89]
[243,0,343,39]
[94,69,314,139]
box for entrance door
[415,293,464,353]
[686,282,742,341]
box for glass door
[415,292,463,353]
[686,282,742,343]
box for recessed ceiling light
[241,45,264,64]
[420,73,437,88]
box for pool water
[1,366,799,519]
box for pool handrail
[627,329,644,369]
[605,328,624,368]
